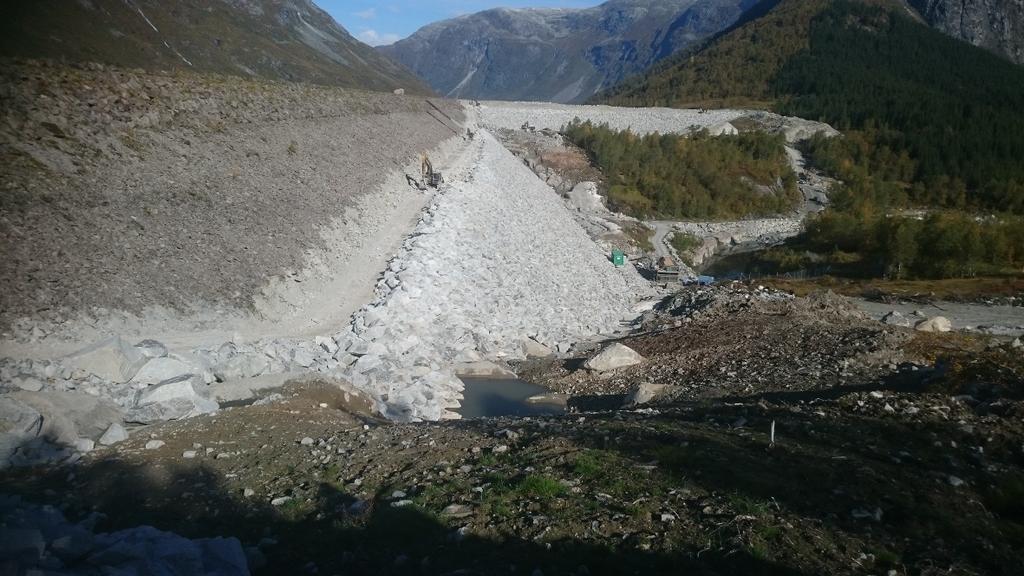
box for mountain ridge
[380,0,758,103]
[0,0,431,94]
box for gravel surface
[0,59,463,338]
[473,101,838,142]
[855,299,1024,337]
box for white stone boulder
[127,375,218,424]
[567,182,606,214]
[585,343,645,372]
[131,356,200,386]
[453,361,517,379]
[213,354,270,382]
[625,383,669,406]
[915,316,953,333]
[522,338,554,358]
[98,422,129,446]
[62,337,148,383]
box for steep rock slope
[0,0,430,94]
[906,0,1024,64]
[380,0,756,103]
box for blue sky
[321,0,602,46]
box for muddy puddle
[456,377,566,419]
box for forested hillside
[598,0,1024,279]
[563,120,798,220]
[599,0,1024,212]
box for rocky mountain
[906,0,1023,64]
[379,0,757,103]
[0,0,431,94]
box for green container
[611,249,625,267]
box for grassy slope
[0,0,432,95]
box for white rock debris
[330,132,647,421]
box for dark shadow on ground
[2,457,810,576]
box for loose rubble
[0,495,249,575]
[324,132,649,421]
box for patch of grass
[516,475,567,500]
[572,450,607,480]
[762,275,1024,302]
[623,223,655,252]
[728,493,772,518]
[670,232,703,265]
[277,498,310,522]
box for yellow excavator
[421,154,444,188]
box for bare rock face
[907,0,1024,64]
[381,0,758,103]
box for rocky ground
[0,59,463,341]
[2,286,1022,575]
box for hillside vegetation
[563,120,798,220]
[599,0,1024,279]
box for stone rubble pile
[1,129,650,441]
[0,494,249,575]
[326,133,647,421]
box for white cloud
[356,29,402,46]
[353,8,376,19]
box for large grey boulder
[213,354,270,382]
[131,356,199,386]
[915,316,953,333]
[98,422,129,446]
[585,343,646,373]
[62,336,148,383]
[134,339,169,359]
[10,391,123,444]
[127,375,218,424]
[0,397,44,468]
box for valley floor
[2,75,1023,575]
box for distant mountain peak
[380,0,758,103]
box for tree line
[562,119,799,220]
